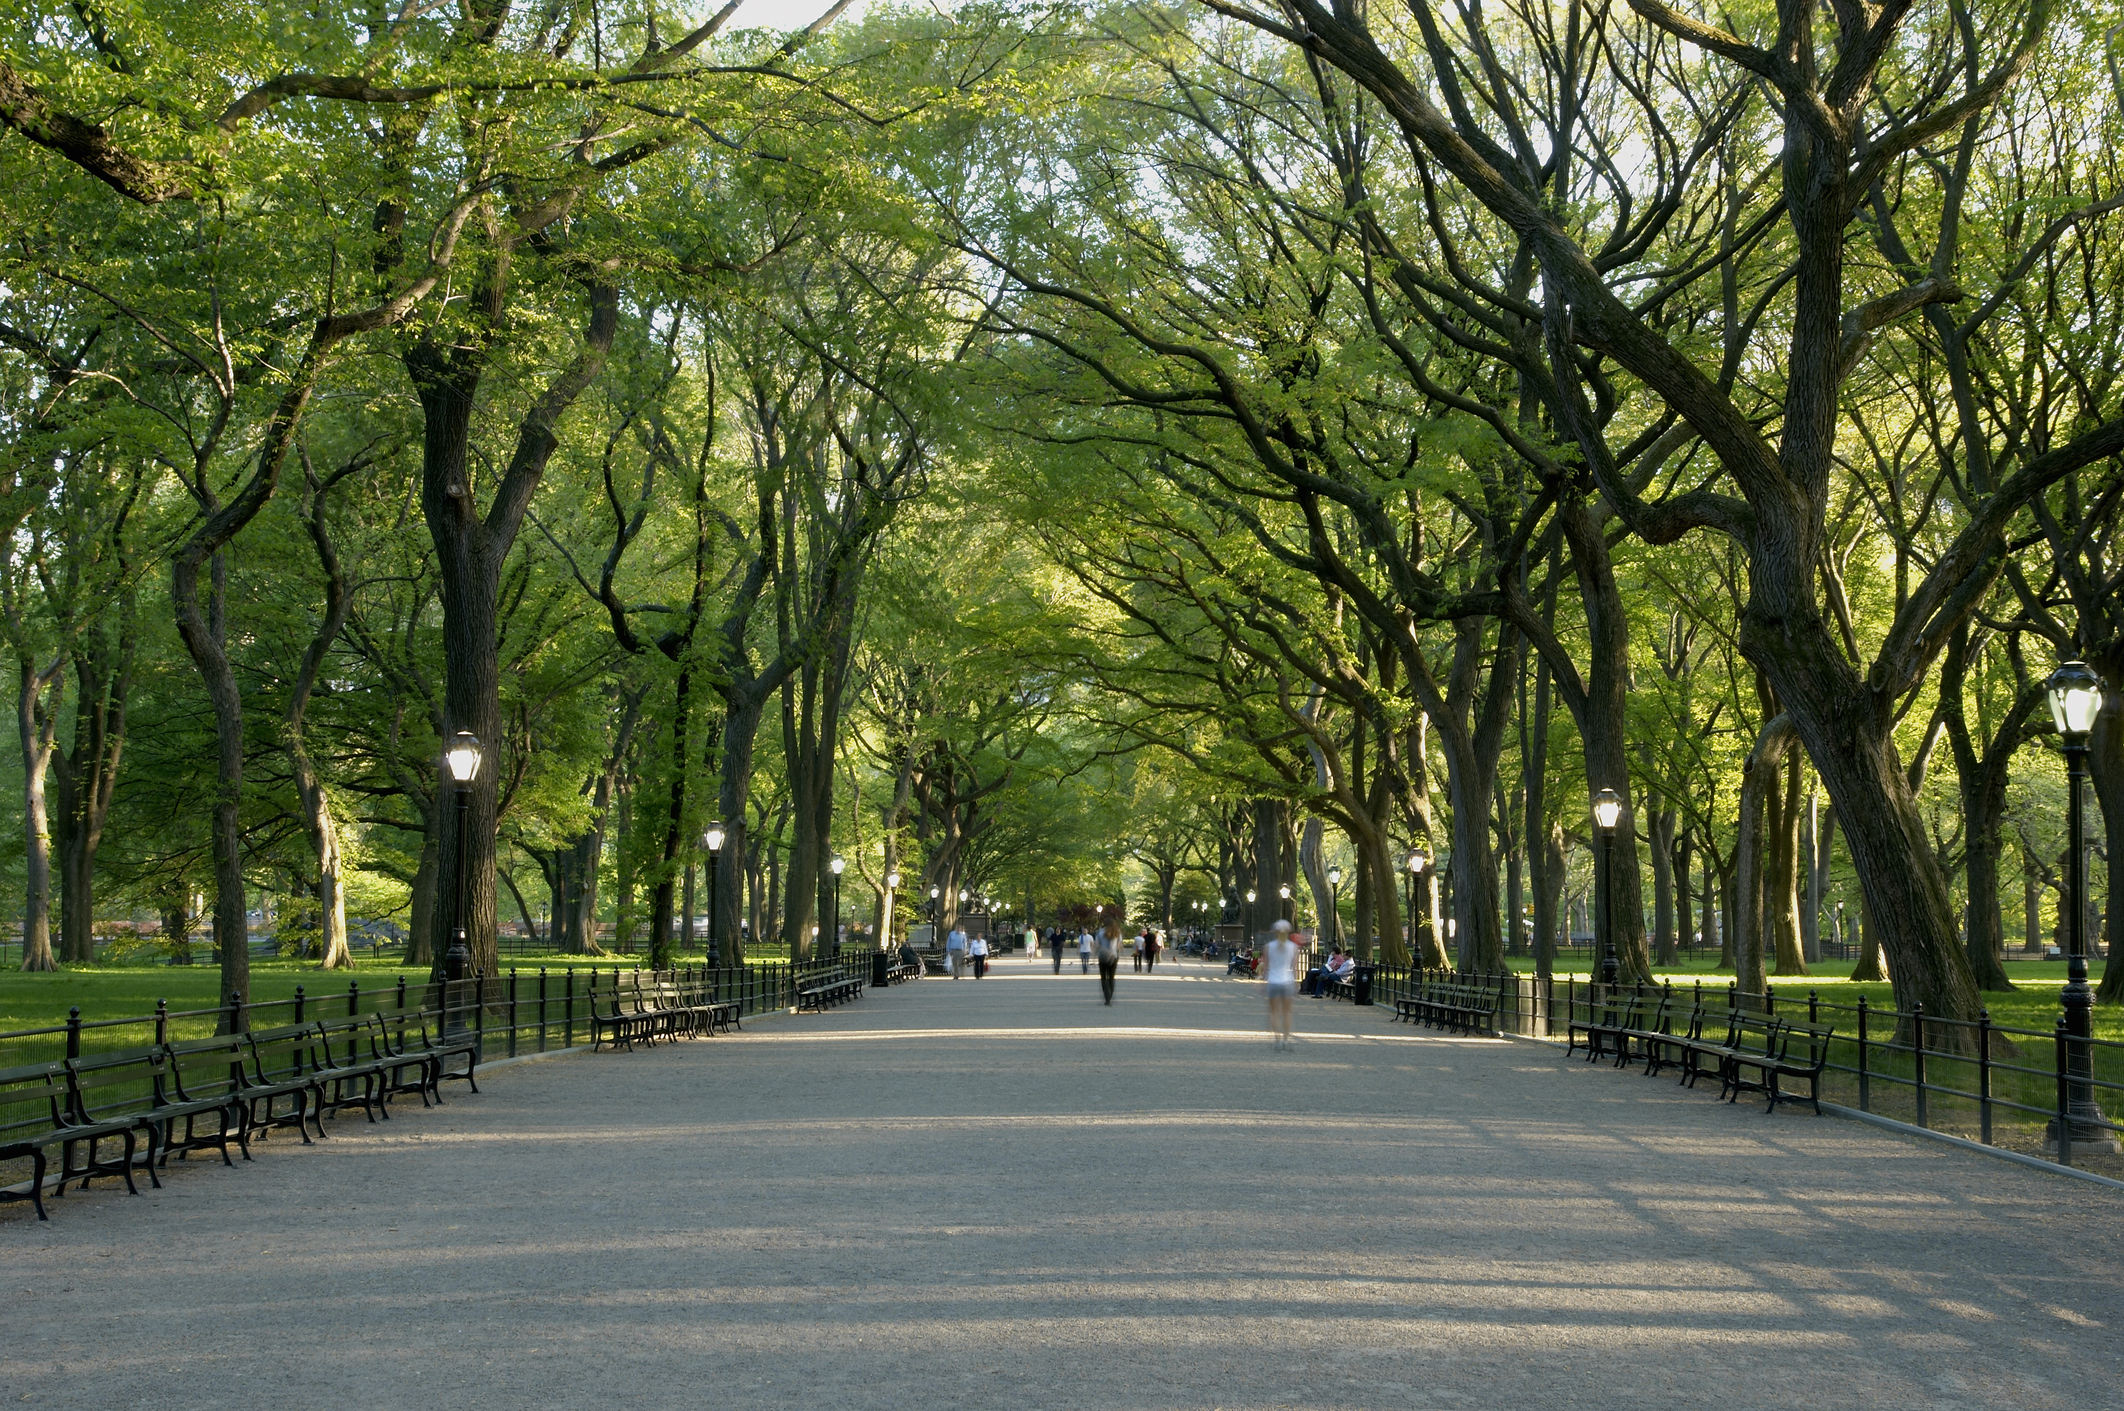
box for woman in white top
[970,932,989,978]
[1261,919,1301,1049]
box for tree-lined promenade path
[8,959,2124,1409]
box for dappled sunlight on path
[6,948,2122,1409]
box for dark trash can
[1353,963,1375,1007]
[871,951,890,988]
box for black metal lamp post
[884,870,900,944]
[1407,847,1427,962]
[1245,889,1257,945]
[443,732,483,986]
[702,823,726,965]
[1327,866,1342,951]
[830,854,846,958]
[1278,883,1291,925]
[2048,661,2112,1153]
[929,885,941,951]
[1593,788,1623,989]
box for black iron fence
[1369,966,2124,1171]
[0,957,871,1072]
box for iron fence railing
[1366,966,2124,1171]
[0,957,876,1071]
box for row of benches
[587,978,742,1052]
[582,964,870,1048]
[798,974,866,1011]
[1,1009,476,1221]
[1568,991,1832,1113]
[1391,982,1499,1036]
[882,955,921,985]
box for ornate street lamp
[1278,883,1291,925]
[1246,888,1257,944]
[884,870,900,950]
[1593,788,1623,989]
[829,854,846,957]
[1407,848,1428,963]
[930,885,941,951]
[702,823,726,966]
[1326,866,1343,951]
[2048,661,2111,1156]
[443,732,483,987]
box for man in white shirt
[1077,928,1093,973]
[945,925,967,978]
[1262,920,1300,1050]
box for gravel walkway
[8,954,2123,1409]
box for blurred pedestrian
[1263,920,1299,1049]
[1096,918,1122,1004]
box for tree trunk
[174,548,252,1021]
[1536,822,1564,979]
[2089,688,2124,998]
[15,655,61,971]
[1649,800,1677,967]
[1674,828,1694,963]
[1707,854,1728,969]
[1503,781,1526,957]
[1850,893,1887,981]
[1735,714,1797,1002]
[412,281,618,982]
[2025,851,2044,955]
[1800,794,1823,963]
[1772,751,1808,976]
[714,691,770,966]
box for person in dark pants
[1096,919,1122,1004]
[1051,928,1064,974]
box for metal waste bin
[1353,963,1375,1006]
[871,951,890,988]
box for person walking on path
[1078,928,1093,973]
[1262,919,1300,1049]
[1132,930,1145,973]
[1051,927,1065,974]
[1144,929,1161,973]
[971,932,989,978]
[1095,919,1122,1004]
[946,924,967,979]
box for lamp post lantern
[1278,883,1291,925]
[829,854,846,958]
[2047,661,2113,1155]
[702,823,726,965]
[443,732,483,989]
[929,885,941,952]
[1593,788,1623,989]
[885,870,900,950]
[1245,888,1257,945]
[1326,866,1342,951]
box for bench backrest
[64,1047,162,1128]
[1733,1015,1785,1058]
[247,1022,321,1086]
[0,1061,71,1146]
[162,1034,249,1106]
[313,1015,373,1069]
[1784,1024,1833,1069]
